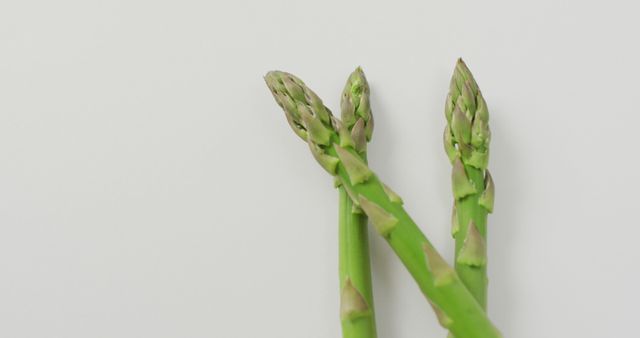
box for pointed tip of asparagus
[341,67,372,137]
[455,58,472,77]
[351,65,366,78]
[263,71,280,92]
[264,70,293,86]
[449,58,479,106]
[264,70,337,145]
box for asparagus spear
[444,59,495,311]
[265,71,502,338]
[338,68,377,338]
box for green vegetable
[444,59,494,311]
[338,67,377,338]
[265,70,502,338]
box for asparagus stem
[338,68,377,338]
[331,147,500,338]
[339,190,377,337]
[444,59,495,311]
[265,70,502,338]
[454,167,488,306]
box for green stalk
[443,59,495,311]
[338,68,377,338]
[265,70,502,338]
[339,190,376,337]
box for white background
[1,1,638,337]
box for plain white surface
[1,1,639,337]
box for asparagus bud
[444,59,494,312]
[338,67,378,338]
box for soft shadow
[487,107,521,335]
